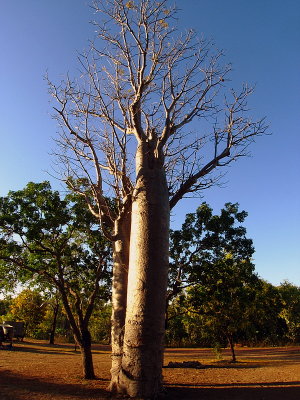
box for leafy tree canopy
[168,202,255,301]
[0,181,112,378]
[0,181,111,298]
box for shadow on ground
[165,383,300,400]
[5,340,110,356]
[0,369,110,400]
[1,368,300,400]
[164,361,263,370]
[165,346,300,360]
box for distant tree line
[166,280,300,359]
[0,289,112,345]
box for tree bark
[58,287,96,379]
[227,334,237,363]
[114,144,170,398]
[49,302,59,345]
[80,329,95,379]
[109,212,131,391]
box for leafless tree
[49,0,267,397]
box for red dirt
[0,339,299,399]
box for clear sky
[1,1,299,286]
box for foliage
[165,276,298,350]
[186,256,258,361]
[278,281,300,342]
[0,181,112,378]
[167,202,258,354]
[89,303,112,343]
[9,289,47,336]
[0,296,12,320]
[168,202,255,301]
[243,280,286,345]
[167,203,290,356]
[0,259,20,296]
[0,181,112,311]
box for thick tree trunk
[114,145,170,398]
[80,329,95,379]
[109,212,131,391]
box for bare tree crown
[49,0,267,234]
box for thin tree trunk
[109,212,131,391]
[115,146,170,398]
[80,329,95,379]
[228,334,237,362]
[49,302,59,345]
[58,287,95,379]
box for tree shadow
[164,360,264,370]
[165,382,300,400]
[165,346,300,354]
[0,369,110,400]
[164,346,300,365]
[232,347,300,362]
[9,341,109,356]
[9,345,75,356]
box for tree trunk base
[109,366,165,399]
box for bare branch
[49,0,267,229]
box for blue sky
[0,0,299,286]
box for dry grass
[0,339,299,399]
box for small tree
[49,1,267,396]
[169,202,258,361]
[187,256,258,362]
[0,182,111,379]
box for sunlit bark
[113,144,169,397]
[109,213,131,390]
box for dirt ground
[0,339,299,400]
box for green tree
[278,281,300,342]
[0,258,20,297]
[40,289,61,344]
[0,296,12,319]
[248,280,287,345]
[9,289,46,336]
[187,255,258,362]
[168,203,258,361]
[168,202,254,304]
[89,303,112,344]
[49,1,267,396]
[165,296,189,347]
[0,182,111,379]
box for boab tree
[49,0,267,397]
